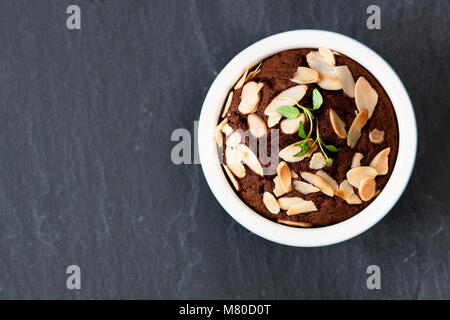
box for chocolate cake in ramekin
[216,48,398,227]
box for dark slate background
[0,0,448,299]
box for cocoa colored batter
[222,49,398,227]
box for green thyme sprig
[276,88,340,165]
[312,124,341,166]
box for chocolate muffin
[216,48,398,227]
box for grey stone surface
[0,0,448,299]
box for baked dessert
[216,48,398,227]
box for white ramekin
[198,30,417,247]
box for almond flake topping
[318,48,336,66]
[316,170,339,192]
[351,152,364,169]
[221,91,234,118]
[277,219,313,228]
[347,193,363,204]
[237,81,264,115]
[245,62,262,82]
[336,179,354,199]
[267,114,282,128]
[346,166,378,188]
[354,76,378,118]
[307,50,341,90]
[290,67,320,84]
[317,74,343,91]
[336,179,362,205]
[215,118,228,147]
[263,192,280,214]
[358,176,376,201]
[225,147,246,178]
[309,152,326,170]
[306,51,336,76]
[264,85,308,117]
[290,170,299,179]
[347,109,369,148]
[226,131,242,148]
[236,144,264,176]
[329,109,347,139]
[223,165,240,191]
[369,128,385,144]
[286,200,318,216]
[279,140,318,163]
[278,197,305,210]
[369,147,390,175]
[221,123,233,136]
[334,65,355,98]
[277,161,292,193]
[247,114,267,138]
[234,67,249,90]
[300,171,334,197]
[273,176,288,197]
[280,114,305,134]
[293,181,320,194]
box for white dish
[198,30,417,247]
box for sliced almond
[354,77,378,118]
[225,147,246,178]
[247,114,267,138]
[215,118,228,147]
[279,140,317,163]
[358,177,376,201]
[316,170,339,192]
[293,180,320,194]
[309,152,326,170]
[300,172,334,197]
[278,197,305,210]
[280,114,305,134]
[318,48,336,66]
[264,85,307,116]
[236,144,263,176]
[223,165,240,191]
[273,176,287,197]
[290,67,320,84]
[347,109,369,148]
[336,179,355,200]
[286,200,318,216]
[277,219,313,228]
[369,128,385,144]
[336,180,362,204]
[221,91,234,118]
[226,131,242,148]
[346,166,378,188]
[351,152,364,169]
[267,114,282,128]
[334,65,355,98]
[277,161,292,193]
[234,67,249,90]
[263,192,280,214]
[290,170,299,179]
[317,74,342,91]
[245,62,262,82]
[237,81,264,115]
[221,123,233,136]
[329,109,347,139]
[347,193,363,204]
[306,51,336,76]
[369,147,390,175]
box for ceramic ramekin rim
[198,29,417,247]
